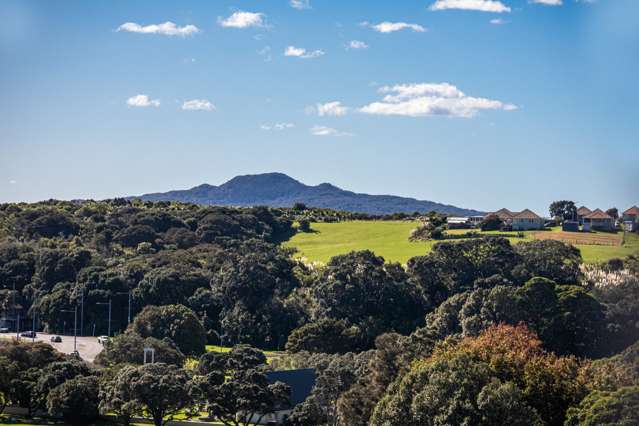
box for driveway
[0,332,105,363]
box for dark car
[50,335,62,343]
[20,331,36,338]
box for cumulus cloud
[284,45,325,59]
[290,0,311,10]
[310,126,352,137]
[359,82,517,118]
[429,0,511,13]
[311,101,349,117]
[260,123,295,131]
[126,94,160,108]
[490,18,507,24]
[530,0,562,5]
[182,99,215,111]
[116,21,200,36]
[362,21,427,33]
[347,40,368,49]
[218,11,266,28]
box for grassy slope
[284,221,639,265]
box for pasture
[284,221,639,265]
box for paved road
[0,332,105,363]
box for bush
[46,375,100,425]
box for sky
[1,0,638,215]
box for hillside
[132,172,483,216]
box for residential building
[447,217,470,229]
[583,209,615,232]
[622,206,639,231]
[576,206,592,225]
[512,209,545,230]
[492,208,516,226]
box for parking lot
[0,332,106,363]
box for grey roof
[266,368,316,407]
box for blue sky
[1,0,637,215]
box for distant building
[576,206,592,225]
[250,369,316,425]
[562,220,580,232]
[622,206,639,232]
[493,208,516,226]
[447,217,470,229]
[583,209,615,232]
[468,216,485,227]
[512,209,545,230]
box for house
[576,206,592,225]
[622,206,639,231]
[492,208,516,225]
[251,369,316,425]
[447,217,470,229]
[468,216,485,228]
[583,209,615,232]
[512,209,545,231]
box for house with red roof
[583,209,615,231]
[576,206,592,225]
[512,209,545,231]
[622,206,639,231]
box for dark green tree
[46,375,100,425]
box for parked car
[20,331,36,338]
[50,335,62,343]
[0,327,9,333]
[97,335,109,345]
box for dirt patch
[532,231,623,246]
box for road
[0,332,105,363]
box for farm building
[576,206,592,225]
[512,209,545,230]
[622,206,639,231]
[583,209,615,232]
[250,368,316,425]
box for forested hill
[131,172,483,216]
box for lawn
[284,221,639,265]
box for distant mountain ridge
[131,173,483,216]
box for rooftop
[513,209,542,220]
[584,209,613,220]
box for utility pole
[80,288,84,337]
[61,306,78,354]
[16,311,20,340]
[32,309,36,343]
[117,290,132,325]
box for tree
[129,304,207,356]
[126,363,193,426]
[46,375,100,425]
[292,202,307,211]
[298,219,311,233]
[99,365,142,426]
[286,318,362,354]
[94,332,185,366]
[312,251,424,348]
[549,200,577,222]
[206,369,290,426]
[513,240,582,284]
[480,214,503,231]
[565,387,639,426]
[606,208,619,220]
[134,267,208,307]
[33,360,91,410]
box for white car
[97,335,109,345]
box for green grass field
[284,221,639,265]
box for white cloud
[284,45,325,59]
[258,46,272,62]
[126,94,160,108]
[359,83,517,118]
[290,0,311,10]
[261,123,295,131]
[347,40,368,49]
[429,0,511,13]
[362,21,426,33]
[9,180,17,185]
[490,18,507,24]
[182,99,215,111]
[311,126,352,137]
[116,21,200,36]
[218,11,266,29]
[313,101,349,117]
[530,0,562,5]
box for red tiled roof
[577,206,592,216]
[584,209,613,220]
[513,209,542,220]
[623,206,639,216]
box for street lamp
[116,290,132,325]
[96,299,112,337]
[61,306,78,354]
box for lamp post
[116,290,132,325]
[61,306,78,354]
[97,299,112,337]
